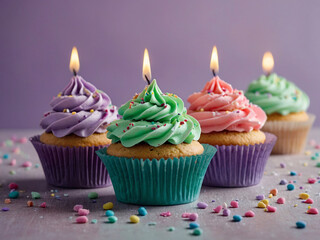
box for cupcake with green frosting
[96,79,216,205]
[246,73,315,154]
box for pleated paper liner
[96,144,216,205]
[30,135,112,189]
[262,113,315,154]
[203,132,277,188]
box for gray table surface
[0,129,319,240]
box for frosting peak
[40,76,118,138]
[107,79,201,147]
[188,76,266,133]
[202,76,233,94]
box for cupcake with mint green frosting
[246,73,315,154]
[96,79,216,205]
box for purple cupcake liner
[203,132,277,187]
[30,135,112,189]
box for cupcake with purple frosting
[30,75,118,188]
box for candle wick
[212,70,216,77]
[73,69,77,76]
[145,75,150,85]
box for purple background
[1,0,319,128]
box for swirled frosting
[40,76,118,137]
[187,76,266,133]
[107,79,201,147]
[245,73,310,115]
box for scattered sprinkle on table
[138,207,148,216]
[76,216,88,224]
[233,215,242,222]
[222,209,231,216]
[105,210,114,217]
[103,202,113,210]
[296,221,306,229]
[73,204,83,212]
[256,195,264,200]
[31,192,41,199]
[213,205,222,213]
[244,211,255,217]
[160,211,171,217]
[9,191,19,199]
[299,193,310,200]
[130,215,140,223]
[91,219,98,224]
[287,184,295,191]
[197,202,208,209]
[189,213,198,221]
[108,216,118,223]
[277,198,285,204]
[193,228,203,236]
[2,207,9,211]
[88,192,98,199]
[189,222,200,229]
[230,201,239,208]
[78,208,90,216]
[167,227,175,232]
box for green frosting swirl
[107,79,201,147]
[245,73,309,115]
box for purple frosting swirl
[40,76,118,137]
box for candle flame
[210,46,219,75]
[142,48,152,84]
[262,51,274,74]
[69,47,80,75]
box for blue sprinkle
[91,219,98,224]
[290,171,297,176]
[138,207,148,216]
[189,222,200,229]
[287,184,295,191]
[105,210,114,217]
[296,221,306,229]
[233,215,242,222]
[3,154,9,159]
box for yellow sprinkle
[200,108,204,112]
[72,112,76,115]
[261,199,269,206]
[130,215,140,223]
[308,206,311,209]
[151,92,154,95]
[299,193,310,200]
[303,162,308,167]
[57,93,62,97]
[90,109,94,113]
[305,151,311,156]
[268,194,273,198]
[68,95,73,97]
[294,204,298,207]
[103,202,113,210]
[51,193,55,197]
[264,208,268,212]
[258,202,266,208]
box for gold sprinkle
[90,109,94,113]
[200,108,204,112]
[72,112,76,115]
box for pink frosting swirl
[187,76,266,133]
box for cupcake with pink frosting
[188,76,277,187]
[30,75,119,188]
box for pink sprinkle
[189,213,198,221]
[11,136,17,142]
[316,144,320,149]
[308,178,316,184]
[277,198,285,204]
[289,180,294,184]
[76,216,88,223]
[307,208,319,215]
[8,183,18,190]
[222,209,231,216]
[12,148,20,154]
[22,161,32,168]
[10,159,17,166]
[73,204,83,212]
[244,210,255,217]
[181,213,191,218]
[309,139,316,146]
[303,198,314,204]
[40,202,47,208]
[230,201,239,208]
[267,206,277,212]
[78,208,90,216]
[18,137,28,144]
[160,211,171,217]
[213,205,222,213]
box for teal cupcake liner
[96,144,216,205]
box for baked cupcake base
[262,113,315,154]
[202,132,277,187]
[96,143,216,205]
[199,130,265,146]
[30,135,112,189]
